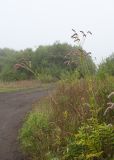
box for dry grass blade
[104,103,114,116]
[108,92,114,99]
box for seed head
[87,31,92,35]
[104,102,114,116]
[72,29,76,32]
[108,92,114,99]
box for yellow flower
[63,111,68,119]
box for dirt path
[0,89,50,160]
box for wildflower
[63,111,68,119]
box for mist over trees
[0,42,96,81]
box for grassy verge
[19,77,114,160]
[0,80,56,93]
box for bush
[19,112,50,159]
[19,111,66,160]
[0,69,28,81]
[64,121,114,160]
[98,53,114,76]
[38,72,55,83]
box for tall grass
[19,30,114,160]
[19,77,114,160]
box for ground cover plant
[19,31,114,160]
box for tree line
[0,42,113,81]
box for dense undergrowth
[19,77,114,160]
[18,31,114,160]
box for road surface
[0,89,49,160]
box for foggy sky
[0,0,114,63]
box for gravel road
[0,89,50,160]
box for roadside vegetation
[18,30,114,160]
[1,30,114,159]
[19,78,114,160]
[0,80,52,93]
